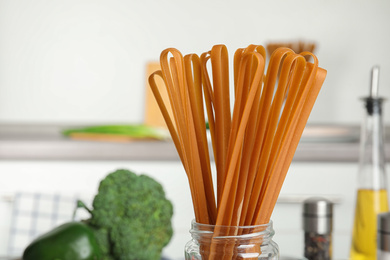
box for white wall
[0,0,390,124]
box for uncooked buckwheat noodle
[149,44,327,260]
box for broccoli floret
[89,225,111,256]
[89,169,174,260]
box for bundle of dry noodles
[149,44,326,258]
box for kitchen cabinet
[0,160,377,259]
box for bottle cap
[370,66,380,98]
[363,65,386,115]
[303,197,333,234]
[378,212,390,251]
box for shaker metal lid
[302,197,333,234]
[303,197,333,217]
[378,212,390,233]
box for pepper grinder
[303,197,333,260]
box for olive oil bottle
[350,66,389,260]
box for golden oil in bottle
[350,189,389,260]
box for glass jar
[185,220,279,260]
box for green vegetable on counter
[22,222,102,260]
[62,124,170,140]
[22,169,174,260]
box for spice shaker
[303,197,333,260]
[378,212,390,260]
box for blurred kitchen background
[0,0,390,259]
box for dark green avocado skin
[22,221,102,260]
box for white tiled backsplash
[0,160,385,259]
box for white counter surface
[1,123,389,162]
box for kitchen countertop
[0,123,389,162]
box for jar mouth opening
[190,220,274,237]
[190,219,273,229]
[190,219,274,239]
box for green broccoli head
[89,224,111,256]
[89,169,174,260]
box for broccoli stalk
[77,169,174,260]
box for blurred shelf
[0,124,179,161]
[0,123,389,162]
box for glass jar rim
[191,219,273,231]
[190,219,274,238]
[190,219,273,229]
